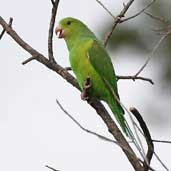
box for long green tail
[108,98,142,153]
[108,99,130,137]
[103,79,142,153]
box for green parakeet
[55,17,131,137]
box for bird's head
[55,17,95,41]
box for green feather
[58,17,132,138]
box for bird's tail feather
[108,100,130,137]
[108,99,141,151]
[103,79,141,150]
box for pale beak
[55,26,65,38]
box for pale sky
[1,0,171,171]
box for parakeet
[55,17,131,137]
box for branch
[153,152,169,171]
[56,98,147,164]
[64,67,154,84]
[130,107,154,171]
[22,55,37,65]
[56,99,117,144]
[134,30,170,77]
[103,0,157,46]
[144,12,169,24]
[0,16,143,171]
[152,139,171,144]
[0,17,13,40]
[48,0,60,63]
[117,75,154,84]
[120,0,155,23]
[95,0,115,19]
[45,165,60,171]
[104,0,135,46]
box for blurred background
[1,0,170,171]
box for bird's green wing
[88,39,119,97]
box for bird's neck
[65,32,95,51]
[65,36,81,51]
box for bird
[55,17,131,137]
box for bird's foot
[81,76,91,101]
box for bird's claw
[81,76,91,101]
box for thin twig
[151,26,171,32]
[152,139,171,144]
[153,152,170,171]
[0,17,13,40]
[63,68,154,84]
[120,0,155,23]
[95,0,115,19]
[56,99,117,144]
[48,0,60,63]
[130,107,154,171]
[134,31,170,77]
[104,0,135,46]
[50,0,55,5]
[56,98,145,163]
[22,55,37,65]
[134,121,170,171]
[45,165,60,171]
[117,75,154,84]
[144,12,169,24]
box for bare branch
[134,31,170,77]
[0,16,143,171]
[57,96,169,171]
[50,0,55,6]
[130,107,154,171]
[45,165,60,171]
[0,17,13,40]
[120,0,155,23]
[117,75,154,84]
[153,152,170,171]
[48,0,60,63]
[144,12,169,23]
[104,0,135,46]
[56,99,117,144]
[56,98,150,165]
[22,55,37,65]
[62,68,154,84]
[152,26,171,32]
[95,0,115,19]
[152,139,171,144]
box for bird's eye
[66,21,71,25]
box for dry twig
[95,0,115,19]
[103,0,157,46]
[65,67,154,84]
[130,107,154,171]
[120,0,155,23]
[153,152,169,171]
[48,0,60,63]
[45,165,60,171]
[55,98,146,164]
[0,17,13,40]
[56,99,117,144]
[104,0,135,46]
[144,12,169,23]
[117,75,154,84]
[153,139,171,144]
[134,30,170,77]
